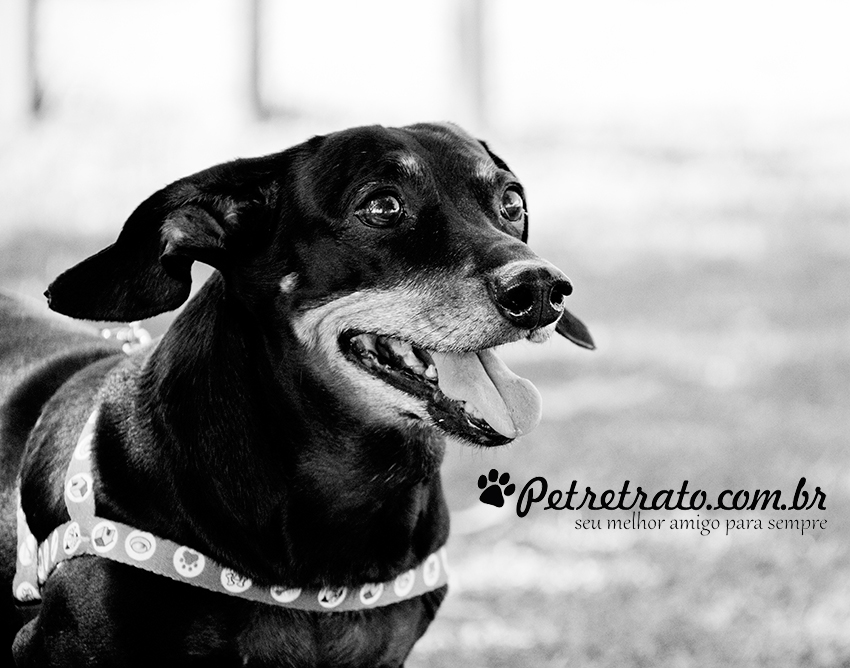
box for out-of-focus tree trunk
[457,0,486,132]
[0,0,42,123]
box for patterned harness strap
[13,409,449,612]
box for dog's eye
[358,194,403,228]
[500,188,525,223]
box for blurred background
[1,0,848,665]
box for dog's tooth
[375,337,395,362]
[387,338,413,356]
[402,350,426,373]
[414,347,434,367]
[383,338,424,373]
[407,355,426,374]
[359,333,378,352]
[424,364,438,380]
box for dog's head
[47,123,592,447]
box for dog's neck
[102,275,449,587]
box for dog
[1,122,593,666]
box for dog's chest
[236,602,426,667]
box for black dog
[1,122,592,666]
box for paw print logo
[173,546,206,578]
[478,469,516,507]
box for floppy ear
[46,157,279,322]
[478,140,512,173]
[556,309,596,350]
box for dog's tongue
[430,349,542,439]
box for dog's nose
[489,261,573,329]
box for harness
[13,408,448,612]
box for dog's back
[0,293,119,481]
[0,293,119,647]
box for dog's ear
[556,310,595,350]
[478,140,528,243]
[478,140,512,173]
[46,158,279,322]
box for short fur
[1,123,592,667]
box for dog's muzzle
[488,261,573,330]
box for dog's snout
[490,262,572,330]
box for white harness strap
[13,409,449,612]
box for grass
[2,115,848,666]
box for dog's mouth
[340,332,542,446]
